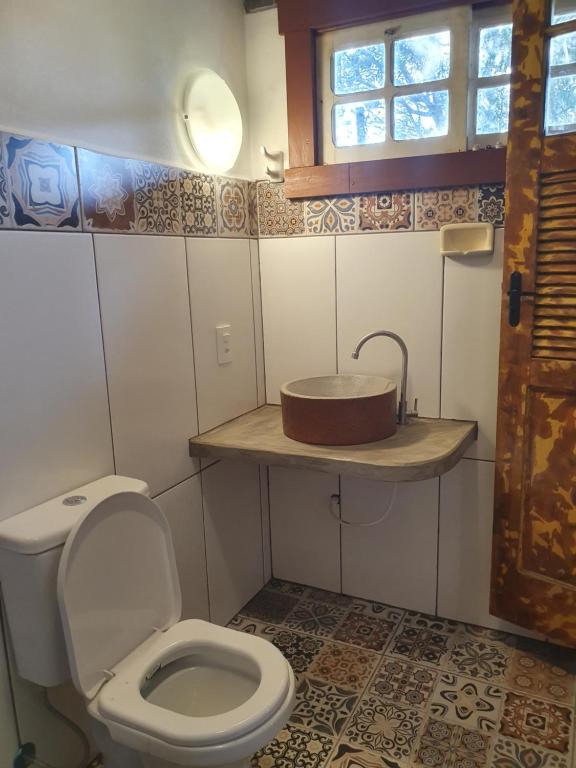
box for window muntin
[319,7,513,164]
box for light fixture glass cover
[184,70,243,173]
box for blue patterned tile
[0,138,10,228]
[304,196,359,234]
[3,134,80,230]
[216,177,250,237]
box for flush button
[62,495,87,506]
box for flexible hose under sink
[330,484,398,527]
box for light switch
[216,324,232,364]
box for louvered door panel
[533,171,576,361]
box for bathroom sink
[280,374,397,445]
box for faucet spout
[351,330,409,425]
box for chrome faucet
[351,330,409,425]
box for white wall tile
[154,476,209,621]
[94,235,199,497]
[341,476,439,614]
[269,467,340,592]
[438,458,539,638]
[0,232,113,521]
[250,240,266,407]
[187,239,257,432]
[441,230,504,460]
[260,466,272,582]
[337,232,443,418]
[202,460,264,625]
[260,236,336,404]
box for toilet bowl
[53,489,295,767]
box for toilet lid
[57,491,182,699]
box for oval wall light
[183,70,243,174]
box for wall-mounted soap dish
[440,223,495,257]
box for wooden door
[491,0,576,645]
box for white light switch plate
[216,324,232,364]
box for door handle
[508,271,535,327]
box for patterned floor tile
[130,160,183,235]
[345,695,424,761]
[181,170,217,236]
[266,578,307,597]
[447,638,511,682]
[226,614,279,640]
[252,724,334,768]
[506,650,575,704]
[334,612,396,652]
[304,197,358,235]
[415,718,491,768]
[389,627,453,666]
[490,736,568,767]
[272,630,325,674]
[242,589,300,624]
[330,741,403,768]
[308,642,380,692]
[305,588,354,608]
[430,672,504,732]
[216,177,250,237]
[257,181,305,237]
[0,138,10,227]
[478,183,505,226]
[77,148,135,232]
[415,187,478,230]
[285,601,348,638]
[369,658,438,709]
[350,599,405,624]
[401,611,461,635]
[3,134,80,229]
[359,192,413,232]
[291,676,358,737]
[500,692,572,754]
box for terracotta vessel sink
[280,374,398,445]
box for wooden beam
[283,149,507,199]
[284,164,350,198]
[278,0,510,34]
[285,29,317,167]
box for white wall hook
[260,145,284,183]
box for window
[546,0,576,135]
[318,6,512,164]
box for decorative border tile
[3,134,80,230]
[304,196,359,235]
[130,160,183,235]
[359,192,414,232]
[181,171,217,236]
[248,180,258,238]
[77,148,135,233]
[216,177,250,237]
[415,186,478,231]
[0,138,10,228]
[257,181,305,237]
[478,183,505,226]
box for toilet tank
[0,476,149,687]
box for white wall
[0,0,252,177]
[245,8,288,178]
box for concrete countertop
[189,406,477,482]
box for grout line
[198,465,212,622]
[183,237,202,446]
[92,234,117,475]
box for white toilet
[0,477,295,768]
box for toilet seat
[57,491,295,766]
[95,619,291,748]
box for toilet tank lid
[0,476,150,555]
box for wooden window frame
[277,0,510,198]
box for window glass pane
[393,31,450,86]
[546,74,576,134]
[552,0,576,24]
[333,99,386,146]
[393,90,449,140]
[333,44,386,95]
[478,24,512,77]
[550,30,576,66]
[476,84,510,134]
